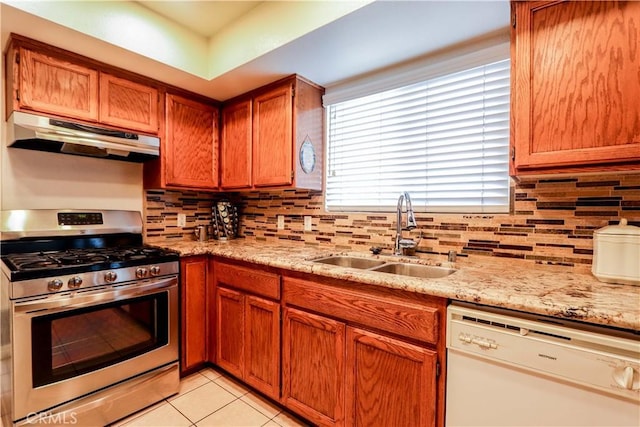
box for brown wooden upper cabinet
[99,73,159,134]
[220,99,252,188]
[511,1,640,175]
[220,75,324,191]
[6,37,160,135]
[8,46,99,122]
[162,94,219,190]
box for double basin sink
[311,255,456,279]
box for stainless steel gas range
[0,210,180,426]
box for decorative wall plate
[299,137,316,174]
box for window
[325,57,510,213]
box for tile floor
[112,367,309,427]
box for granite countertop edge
[155,240,640,331]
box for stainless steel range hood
[7,111,160,162]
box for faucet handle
[406,210,417,229]
[370,246,383,255]
[448,250,457,262]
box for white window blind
[325,58,511,213]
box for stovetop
[1,210,180,299]
[2,245,179,281]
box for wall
[0,147,144,212]
[144,173,640,273]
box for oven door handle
[13,276,178,315]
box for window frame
[323,41,511,214]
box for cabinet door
[18,48,98,121]
[99,73,159,134]
[252,84,293,187]
[165,94,219,189]
[346,327,437,427]
[180,256,208,373]
[282,307,345,426]
[244,295,280,399]
[216,286,244,378]
[513,1,640,171]
[221,99,252,189]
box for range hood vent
[7,111,160,162]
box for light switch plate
[177,213,186,227]
[277,215,285,230]
[304,216,312,231]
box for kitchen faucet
[394,191,418,255]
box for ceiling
[137,1,263,38]
[1,1,510,101]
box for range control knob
[613,366,639,390]
[68,276,83,289]
[48,279,63,292]
[104,271,118,283]
[136,267,149,279]
[149,265,161,276]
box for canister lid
[595,219,640,236]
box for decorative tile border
[144,174,640,272]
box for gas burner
[16,261,59,270]
[57,252,110,265]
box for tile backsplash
[144,174,640,273]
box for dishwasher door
[445,303,640,427]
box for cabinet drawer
[213,261,280,300]
[283,277,441,345]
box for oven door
[11,276,178,421]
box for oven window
[31,292,169,388]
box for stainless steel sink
[369,262,457,279]
[311,256,386,269]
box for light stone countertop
[155,240,640,331]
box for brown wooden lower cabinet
[244,295,281,398]
[282,275,445,427]
[282,307,346,426]
[215,286,244,378]
[346,327,437,427]
[199,259,444,426]
[180,256,208,374]
[213,259,281,400]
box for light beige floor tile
[214,375,250,397]
[118,402,191,427]
[199,367,224,381]
[110,400,167,426]
[272,411,309,427]
[261,421,281,427]
[240,393,282,419]
[170,381,236,423]
[195,399,270,427]
[168,372,211,402]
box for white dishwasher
[446,302,640,426]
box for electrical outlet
[277,215,285,230]
[304,216,312,231]
[177,213,186,227]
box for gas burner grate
[1,245,179,280]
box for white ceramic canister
[592,218,640,286]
